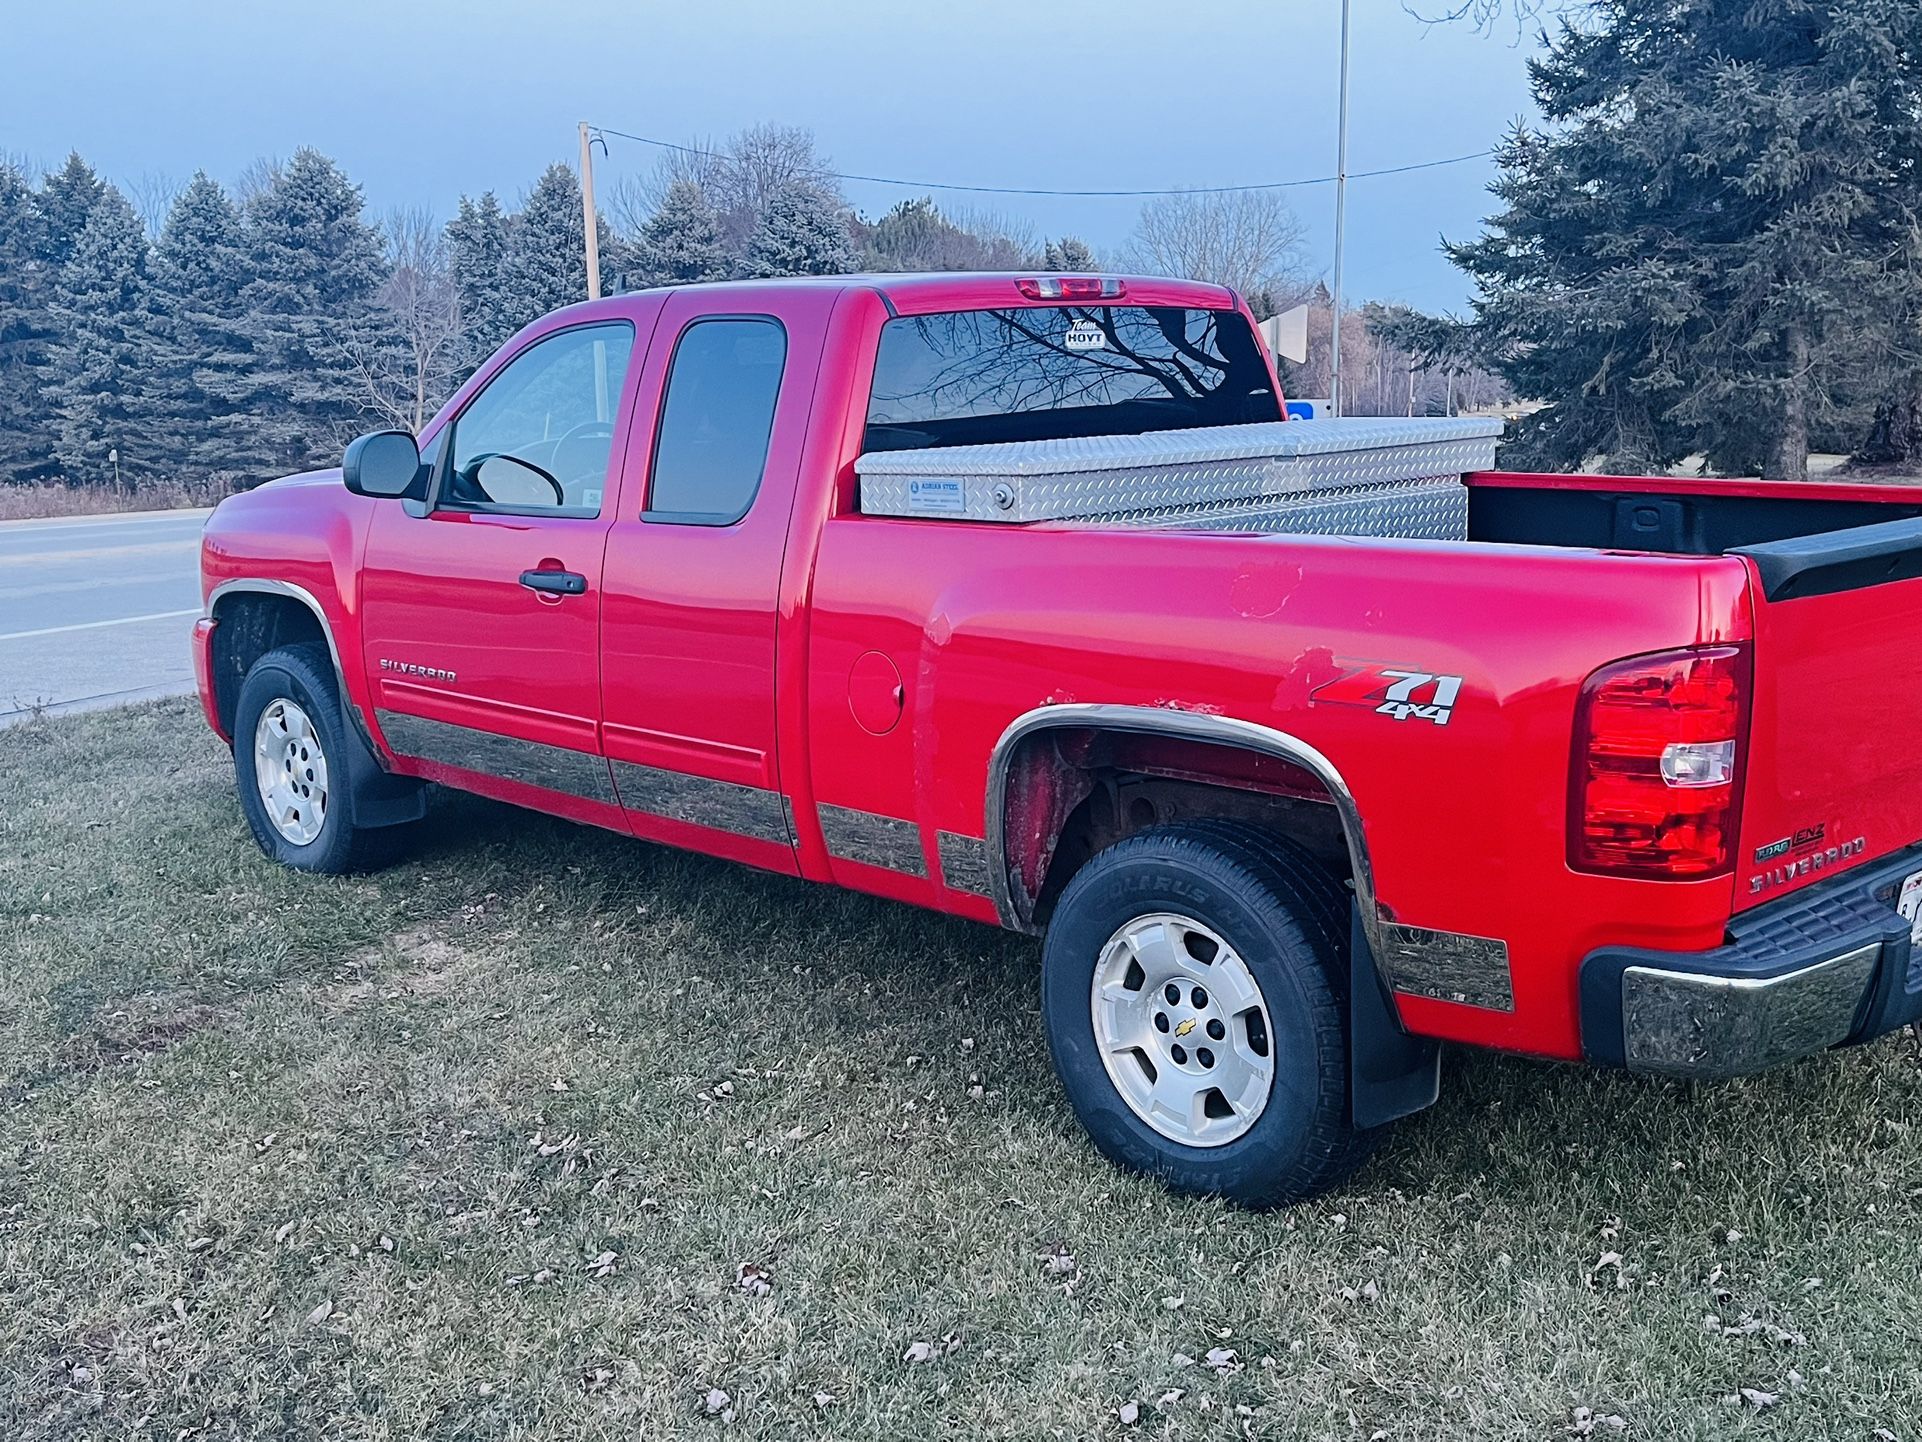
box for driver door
[359,317,643,823]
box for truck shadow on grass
[402,786,1922,1211]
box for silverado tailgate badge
[1312,663,1464,726]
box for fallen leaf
[735,1261,773,1297]
[1118,1401,1140,1425]
[305,1299,333,1327]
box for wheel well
[995,724,1352,931]
[208,593,329,736]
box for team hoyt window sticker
[1311,662,1465,726]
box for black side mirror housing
[343,430,425,500]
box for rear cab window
[863,305,1279,453]
[645,317,788,525]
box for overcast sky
[1,0,1544,312]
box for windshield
[864,305,1280,452]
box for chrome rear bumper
[1582,848,1922,1079]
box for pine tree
[445,191,514,361]
[634,180,730,287]
[36,152,107,273]
[1451,0,1922,479]
[1043,237,1097,271]
[44,187,161,488]
[0,161,55,483]
[215,148,389,476]
[498,164,589,335]
[147,172,254,483]
[737,184,853,278]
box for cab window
[441,322,634,516]
[645,318,787,524]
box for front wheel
[1041,821,1375,1206]
[232,643,403,873]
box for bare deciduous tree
[1402,0,1566,36]
[332,208,463,434]
[125,170,180,239]
[232,155,283,209]
[606,125,844,255]
[1122,190,1310,300]
[709,123,836,231]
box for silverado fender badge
[380,658,457,683]
[1311,663,1465,726]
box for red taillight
[1569,645,1750,879]
[1015,276,1126,300]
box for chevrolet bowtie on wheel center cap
[1092,912,1274,1146]
[253,698,329,847]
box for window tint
[647,318,787,523]
[443,322,633,515]
[864,306,1278,452]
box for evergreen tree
[445,191,514,360]
[44,187,161,488]
[1451,0,1922,479]
[36,152,107,272]
[1043,236,1097,271]
[0,161,55,483]
[214,147,389,475]
[737,184,853,278]
[147,172,253,483]
[634,180,730,287]
[498,163,588,335]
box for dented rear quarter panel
[805,518,1756,1060]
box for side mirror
[343,429,424,500]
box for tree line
[0,128,1242,498]
[8,121,1493,501]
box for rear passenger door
[598,289,831,872]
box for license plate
[1898,868,1922,946]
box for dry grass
[0,479,237,522]
[3,701,1921,1439]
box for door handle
[519,569,587,596]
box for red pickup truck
[195,271,1922,1205]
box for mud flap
[342,713,428,829]
[1350,903,1442,1129]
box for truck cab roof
[557,271,1241,321]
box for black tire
[232,643,404,874]
[1041,821,1375,1207]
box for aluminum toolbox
[854,416,1502,539]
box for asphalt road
[0,508,211,726]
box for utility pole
[1328,0,1352,418]
[578,121,602,301]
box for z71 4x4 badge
[1311,663,1465,726]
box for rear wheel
[1041,822,1374,1206]
[232,644,405,873]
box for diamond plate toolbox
[855,416,1502,536]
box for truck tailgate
[1735,525,1922,911]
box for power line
[586,124,1491,198]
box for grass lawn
[3,700,1919,1440]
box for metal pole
[1329,0,1351,417]
[578,121,602,301]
